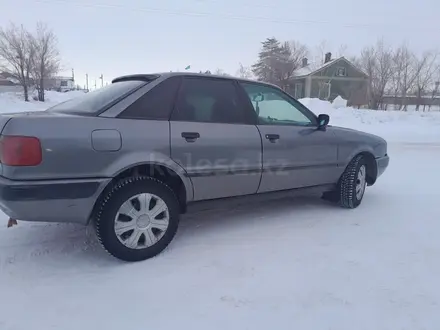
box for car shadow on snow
[175,193,338,243]
[0,192,338,271]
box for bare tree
[413,51,439,111]
[429,72,440,111]
[357,39,394,109]
[336,44,348,58]
[390,45,421,110]
[213,68,230,76]
[314,39,328,65]
[30,22,60,101]
[390,46,405,109]
[0,23,34,101]
[236,62,253,79]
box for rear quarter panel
[1,115,193,200]
[2,115,141,180]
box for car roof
[112,72,279,89]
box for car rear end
[0,111,113,224]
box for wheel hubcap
[355,165,367,200]
[114,193,170,250]
[136,214,151,229]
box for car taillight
[0,135,42,166]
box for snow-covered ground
[0,90,86,112]
[0,91,439,330]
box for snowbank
[332,96,347,109]
[298,98,440,144]
[33,90,86,104]
[0,90,85,114]
[0,91,439,144]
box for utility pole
[99,74,103,87]
[85,74,89,91]
[71,69,75,90]
[94,80,96,90]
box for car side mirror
[317,114,330,130]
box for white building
[45,76,75,92]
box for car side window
[117,76,181,120]
[173,77,249,124]
[240,82,316,126]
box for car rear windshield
[46,80,147,114]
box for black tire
[338,154,367,209]
[95,176,180,262]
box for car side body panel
[170,121,262,201]
[257,125,340,192]
[332,126,387,165]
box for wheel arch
[88,161,193,224]
[359,151,377,185]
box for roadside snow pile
[0,92,49,112]
[299,98,440,144]
[332,96,347,109]
[40,90,86,104]
[0,90,84,114]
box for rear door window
[47,80,148,115]
[172,77,252,124]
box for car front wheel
[95,176,180,262]
[338,154,367,209]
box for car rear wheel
[338,154,367,209]
[95,176,180,262]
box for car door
[238,81,340,193]
[170,76,262,201]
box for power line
[192,0,275,10]
[27,0,380,29]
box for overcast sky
[1,0,438,88]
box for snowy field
[0,91,439,330]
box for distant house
[0,72,19,86]
[0,72,22,93]
[289,52,369,107]
[44,76,75,92]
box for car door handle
[265,134,280,142]
[181,132,200,142]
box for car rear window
[46,80,148,114]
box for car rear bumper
[0,176,111,224]
[376,154,389,178]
